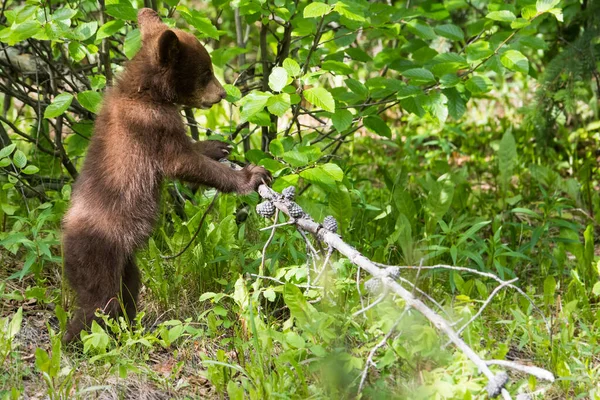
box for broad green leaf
[123,29,141,59]
[345,47,372,62]
[286,332,306,348]
[329,187,351,230]
[500,50,529,74]
[443,88,466,120]
[44,93,73,119]
[304,87,335,112]
[544,275,556,304]
[332,109,353,132]
[322,60,354,75]
[224,84,242,102]
[402,68,435,83]
[406,20,437,40]
[0,144,16,159]
[283,284,316,329]
[72,22,98,41]
[434,24,464,41]
[300,167,336,186]
[240,91,271,122]
[22,165,39,174]
[345,79,368,98]
[90,75,107,91]
[68,42,86,62]
[333,1,366,22]
[498,129,517,190]
[465,76,493,94]
[105,0,138,21]
[486,10,516,22]
[13,149,27,168]
[322,163,344,181]
[282,150,309,168]
[363,115,391,138]
[593,282,600,297]
[8,307,23,338]
[96,20,125,40]
[440,74,460,88]
[536,0,560,13]
[268,67,288,92]
[283,58,301,77]
[78,91,103,114]
[466,41,493,62]
[304,2,331,18]
[267,93,291,117]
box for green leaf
[96,20,125,40]
[333,1,366,22]
[268,67,288,92]
[77,91,103,114]
[536,0,560,13]
[68,42,86,62]
[465,76,493,94]
[498,128,517,190]
[22,165,39,174]
[322,163,344,181]
[44,93,74,119]
[267,93,291,117]
[282,150,309,168]
[304,87,335,112]
[303,2,331,18]
[105,0,138,21]
[402,68,435,83]
[13,149,27,168]
[440,74,460,88]
[434,24,464,41]
[486,10,516,22]
[443,88,466,120]
[123,29,141,59]
[240,91,271,123]
[329,187,351,230]
[283,58,301,77]
[72,22,98,41]
[286,332,306,348]
[345,78,368,99]
[593,282,600,297]
[300,167,336,187]
[0,144,16,159]
[224,84,242,102]
[332,109,353,132]
[322,60,354,75]
[406,20,437,40]
[363,115,391,138]
[500,50,529,74]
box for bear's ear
[138,8,164,40]
[157,30,180,66]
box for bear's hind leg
[63,232,125,343]
[121,256,141,324]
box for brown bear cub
[62,8,270,342]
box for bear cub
[62,8,270,342]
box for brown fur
[62,9,269,342]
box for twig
[456,277,518,336]
[352,289,388,317]
[248,273,323,290]
[358,311,407,393]
[485,360,555,382]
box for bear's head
[134,8,226,109]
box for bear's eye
[198,70,212,86]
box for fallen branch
[246,177,555,399]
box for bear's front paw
[238,165,271,194]
[198,140,232,161]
